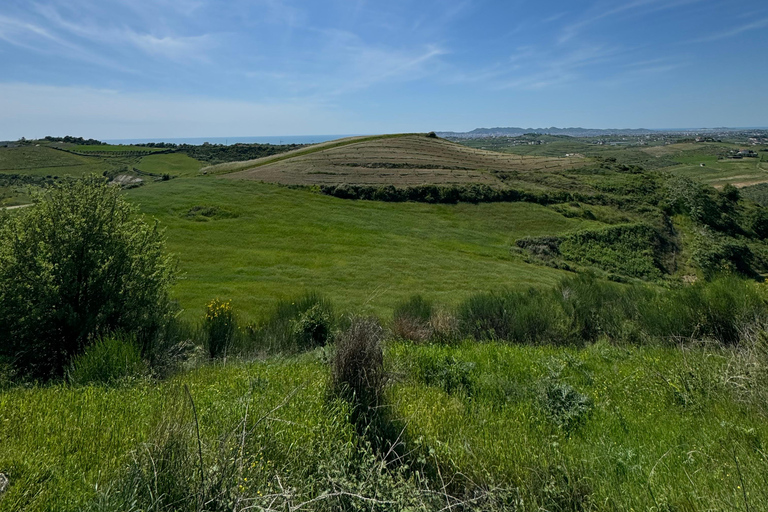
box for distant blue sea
[104,135,361,146]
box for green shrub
[203,298,236,358]
[250,292,335,353]
[558,224,666,280]
[555,273,651,343]
[748,207,768,239]
[393,295,433,323]
[292,302,333,349]
[457,288,566,343]
[147,314,198,379]
[639,276,766,344]
[0,177,175,379]
[68,334,147,385]
[693,231,755,278]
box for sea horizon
[103,135,362,146]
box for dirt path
[0,204,32,210]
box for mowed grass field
[128,177,597,320]
[222,134,585,186]
[136,152,202,176]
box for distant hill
[437,127,657,138]
[436,126,767,139]
[215,133,584,186]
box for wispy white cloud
[288,28,447,96]
[0,14,79,52]
[491,44,628,90]
[32,2,216,62]
[558,0,703,43]
[0,13,134,72]
[686,17,768,43]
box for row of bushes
[393,274,767,346]
[61,273,768,386]
[318,183,575,205]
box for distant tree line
[42,136,106,145]
[177,143,303,165]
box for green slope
[128,177,599,320]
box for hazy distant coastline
[437,126,768,139]
[104,135,360,146]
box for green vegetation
[5,133,768,511]
[127,178,592,319]
[71,145,165,154]
[4,277,768,510]
[202,299,237,358]
[0,178,175,379]
[68,334,148,386]
[136,153,202,176]
[0,146,105,177]
[179,142,302,165]
[246,292,336,353]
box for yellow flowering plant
[203,298,236,358]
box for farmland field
[0,146,103,176]
[222,134,585,186]
[72,144,166,154]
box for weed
[540,380,592,433]
[332,317,387,414]
[417,355,476,395]
[68,334,147,386]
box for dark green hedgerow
[319,183,571,205]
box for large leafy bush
[0,177,175,379]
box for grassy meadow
[128,177,594,320]
[136,153,203,176]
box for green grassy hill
[220,133,585,186]
[129,178,595,320]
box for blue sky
[1,0,767,139]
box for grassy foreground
[1,340,766,511]
[128,178,595,320]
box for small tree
[0,177,175,379]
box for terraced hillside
[222,134,585,186]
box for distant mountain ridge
[436,126,763,138]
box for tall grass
[246,292,335,353]
[388,340,768,510]
[68,334,147,386]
